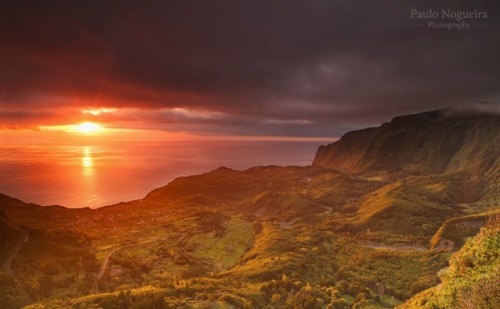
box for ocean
[0,140,328,208]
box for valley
[0,109,499,308]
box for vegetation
[400,217,500,308]
[0,109,498,308]
[430,211,499,250]
[0,272,31,308]
[0,213,21,264]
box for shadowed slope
[313,109,500,175]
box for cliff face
[313,109,500,175]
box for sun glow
[73,122,104,134]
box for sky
[1,0,500,139]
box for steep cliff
[313,108,500,175]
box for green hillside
[0,109,498,308]
[400,217,499,309]
[313,109,500,175]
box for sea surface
[0,140,328,208]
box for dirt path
[95,248,120,282]
[93,238,165,292]
[2,221,29,276]
[92,244,137,292]
[359,241,427,252]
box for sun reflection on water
[82,146,94,176]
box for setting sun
[73,122,104,134]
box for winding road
[1,218,29,276]
[92,245,134,292]
[95,248,121,282]
[359,241,427,252]
[93,237,165,292]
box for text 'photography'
[1,1,499,309]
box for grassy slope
[1,111,498,308]
[0,213,22,265]
[0,161,496,308]
[313,111,500,176]
[400,217,500,309]
[430,210,500,250]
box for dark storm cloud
[1,0,499,136]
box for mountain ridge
[0,107,498,308]
[312,108,500,176]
